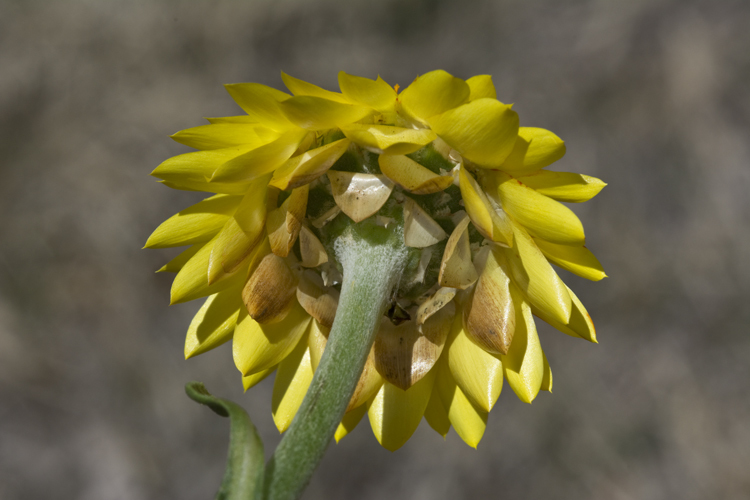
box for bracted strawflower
[147,70,606,500]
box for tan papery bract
[327,171,394,222]
[402,197,448,248]
[267,185,309,257]
[296,270,339,329]
[438,215,478,289]
[298,225,329,268]
[373,303,455,390]
[416,287,457,326]
[242,253,298,324]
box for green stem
[263,229,406,500]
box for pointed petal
[466,75,497,101]
[501,285,544,403]
[281,72,350,103]
[307,319,329,370]
[446,313,504,412]
[152,145,255,184]
[184,287,244,359]
[458,165,513,246]
[232,301,312,375]
[398,70,470,122]
[158,178,250,196]
[501,223,572,324]
[488,171,585,245]
[272,338,314,433]
[242,253,298,324]
[224,83,295,132]
[500,127,566,172]
[157,244,203,273]
[267,185,308,257]
[270,139,351,190]
[378,154,453,194]
[328,171,394,222]
[279,96,371,130]
[296,270,339,329]
[338,72,397,112]
[374,304,454,390]
[532,285,597,343]
[341,124,436,155]
[424,387,451,438]
[207,175,270,284]
[517,171,607,203]
[540,350,552,392]
[242,366,276,391]
[146,194,241,249]
[367,369,436,451]
[171,123,279,151]
[535,238,606,281]
[428,98,519,168]
[463,247,516,355]
[348,347,384,411]
[210,131,307,183]
[436,362,488,448]
[439,215,479,289]
[170,235,248,304]
[298,225,329,268]
[335,403,368,443]
[402,197,448,248]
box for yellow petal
[157,244,203,273]
[501,285,544,403]
[398,70,469,122]
[158,178,250,196]
[145,194,241,249]
[232,301,312,376]
[170,235,248,304]
[224,83,295,132]
[532,285,597,343]
[423,387,451,438]
[184,287,243,359]
[348,347,384,412]
[378,155,453,195]
[151,145,255,184]
[447,312,504,412]
[270,139,351,190]
[335,403,368,443]
[458,165,513,246]
[428,98,518,168]
[210,130,307,183]
[267,185,308,257]
[438,215,479,289]
[338,72,397,112]
[435,361,487,448]
[534,238,606,281]
[501,223,572,324]
[463,247,516,355]
[279,96,371,130]
[242,366,276,391]
[466,75,497,101]
[272,337,314,433]
[517,171,607,203]
[540,350,552,392]
[171,123,279,151]
[281,72,350,103]
[341,124,436,155]
[489,171,586,245]
[500,127,566,172]
[367,369,436,452]
[207,175,270,284]
[307,319,329,371]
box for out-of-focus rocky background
[1,1,749,499]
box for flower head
[147,70,606,451]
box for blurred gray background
[1,0,749,499]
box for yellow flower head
[147,70,606,451]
